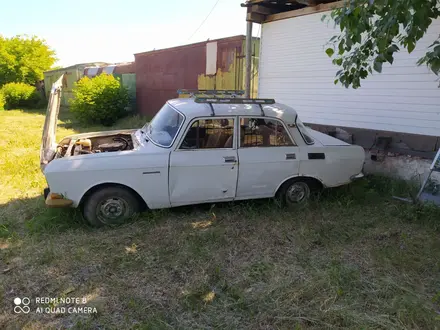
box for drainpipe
[245,20,253,98]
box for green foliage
[0,91,4,110]
[0,82,42,109]
[0,35,57,86]
[70,74,130,126]
[323,0,440,88]
[418,39,440,75]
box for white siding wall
[259,13,440,136]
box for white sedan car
[41,78,365,226]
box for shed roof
[44,62,109,74]
[168,98,298,124]
[83,62,135,76]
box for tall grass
[0,109,439,329]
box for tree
[324,0,440,89]
[0,35,57,86]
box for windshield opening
[295,116,314,145]
[145,103,184,147]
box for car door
[169,117,238,206]
[236,116,300,199]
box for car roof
[167,98,298,124]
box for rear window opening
[295,117,314,145]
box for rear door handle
[285,153,296,160]
[223,156,236,163]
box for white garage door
[258,12,440,136]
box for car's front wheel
[82,186,140,227]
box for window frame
[295,115,315,145]
[238,116,297,149]
[175,116,237,151]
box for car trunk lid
[40,74,64,169]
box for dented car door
[236,117,300,198]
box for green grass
[1,109,440,329]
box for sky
[0,0,259,67]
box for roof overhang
[134,35,247,57]
[242,0,343,23]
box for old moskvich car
[41,76,364,226]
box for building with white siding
[244,0,440,161]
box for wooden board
[264,1,344,23]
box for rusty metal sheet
[135,35,248,117]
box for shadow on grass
[0,195,87,239]
[320,175,440,230]
[1,107,47,117]
[141,175,431,234]
[1,175,439,241]
[1,175,440,329]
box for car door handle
[223,156,236,163]
[285,153,296,160]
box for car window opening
[295,117,315,145]
[180,118,235,149]
[240,118,295,147]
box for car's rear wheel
[82,186,140,227]
[277,178,320,206]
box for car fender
[44,150,171,209]
[78,180,150,209]
[274,175,325,196]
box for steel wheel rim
[97,197,129,224]
[286,182,309,203]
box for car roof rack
[194,97,275,116]
[177,89,245,98]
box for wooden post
[245,21,253,98]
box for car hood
[309,129,350,146]
[40,74,64,168]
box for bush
[70,74,129,126]
[0,91,4,110]
[0,82,42,109]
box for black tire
[82,186,140,227]
[276,178,318,207]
